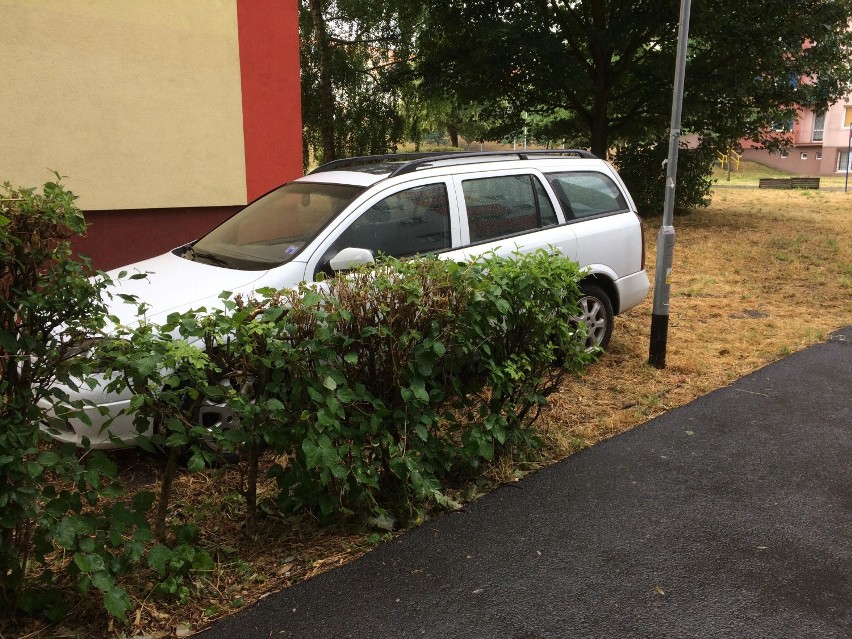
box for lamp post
[845,96,851,193]
[648,0,692,368]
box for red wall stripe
[74,206,239,271]
[236,0,303,202]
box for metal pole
[648,0,692,369]
[845,125,851,193]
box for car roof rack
[309,149,598,177]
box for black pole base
[648,313,669,369]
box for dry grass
[543,187,852,455]
[19,188,852,639]
[712,160,851,187]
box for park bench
[758,177,820,190]
[790,177,820,189]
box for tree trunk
[308,0,336,162]
[448,125,459,149]
[244,445,259,539]
[154,447,180,541]
[589,99,610,159]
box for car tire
[574,283,614,351]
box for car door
[304,177,466,280]
[451,170,578,262]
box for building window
[812,112,825,141]
[816,152,822,160]
[772,119,794,132]
[838,151,851,173]
[845,106,852,129]
[780,150,789,158]
[800,152,808,160]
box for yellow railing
[729,149,741,171]
[717,148,741,171]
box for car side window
[334,183,451,258]
[463,174,557,243]
[546,172,628,220]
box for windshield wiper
[182,245,233,268]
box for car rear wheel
[574,283,614,350]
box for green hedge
[614,138,716,217]
[105,251,594,534]
[1,178,150,624]
[3,180,594,626]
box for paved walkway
[201,327,851,639]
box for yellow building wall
[0,0,247,210]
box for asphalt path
[201,326,851,639]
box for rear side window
[335,183,451,258]
[546,172,628,220]
[463,174,557,243]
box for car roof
[296,170,387,187]
[297,150,604,188]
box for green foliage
[0,177,151,623]
[276,252,592,522]
[266,257,476,522]
[108,252,591,532]
[299,0,852,157]
[614,139,716,216]
[300,0,424,164]
[97,315,224,541]
[456,252,592,463]
[147,525,214,604]
[418,0,852,156]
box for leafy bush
[0,177,151,623]
[454,251,592,467]
[98,319,221,540]
[614,137,716,217]
[266,257,476,522]
[3,183,589,627]
[106,252,592,533]
[146,524,213,603]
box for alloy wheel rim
[576,296,607,348]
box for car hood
[102,251,270,327]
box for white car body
[44,151,649,448]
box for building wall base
[74,206,240,271]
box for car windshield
[181,182,365,270]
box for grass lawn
[542,186,852,457]
[18,187,852,639]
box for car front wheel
[574,283,614,351]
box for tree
[418,0,852,157]
[300,0,425,165]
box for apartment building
[742,95,852,177]
[0,0,302,270]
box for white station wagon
[46,150,649,448]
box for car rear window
[546,172,628,219]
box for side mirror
[329,247,375,271]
